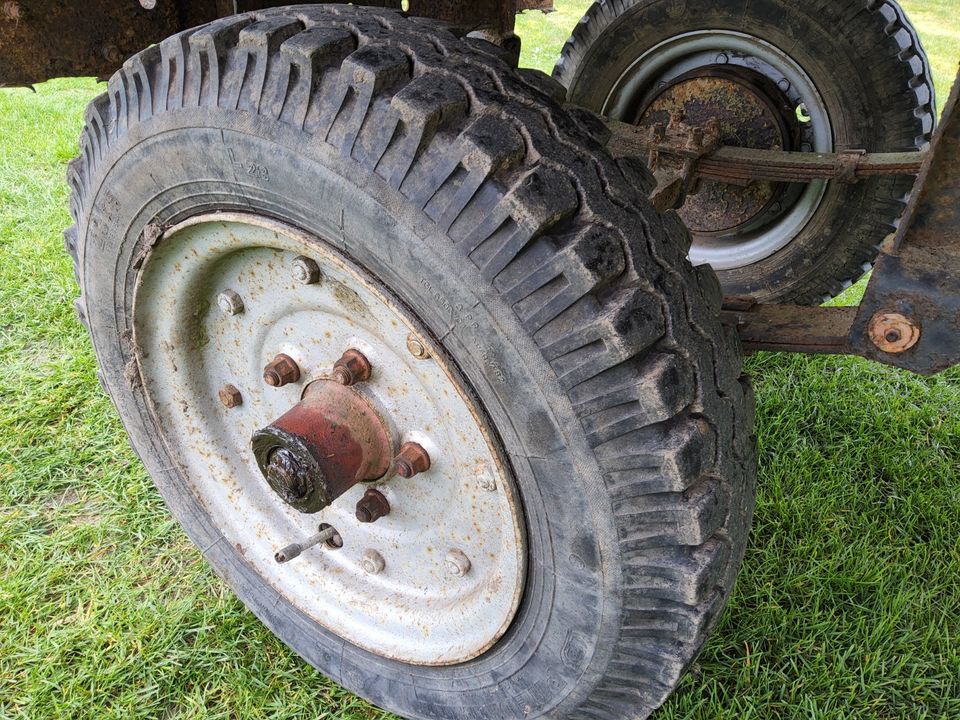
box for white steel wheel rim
[132,213,526,665]
[603,30,834,271]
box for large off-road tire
[554,0,936,303]
[65,6,755,719]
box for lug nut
[218,383,243,409]
[332,349,372,386]
[445,549,471,577]
[393,442,430,479]
[263,353,301,387]
[355,489,390,523]
[217,289,244,316]
[292,255,321,285]
[406,334,430,360]
[361,549,386,575]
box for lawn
[1,2,958,719]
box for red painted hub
[252,380,393,514]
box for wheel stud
[406,333,430,360]
[361,549,386,575]
[393,442,430,479]
[292,255,321,285]
[218,383,243,409]
[217,289,244,316]
[445,549,471,577]
[274,526,338,564]
[263,353,301,387]
[355,489,390,523]
[332,348,372,386]
[477,462,497,492]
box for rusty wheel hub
[604,30,833,270]
[132,213,526,665]
[638,71,792,234]
[253,377,393,514]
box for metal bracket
[721,63,960,376]
[848,62,960,375]
[3,0,550,85]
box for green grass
[515,2,594,73]
[1,3,958,719]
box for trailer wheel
[554,0,935,303]
[66,7,755,719]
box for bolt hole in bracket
[132,212,526,665]
[716,64,960,375]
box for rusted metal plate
[0,0,528,86]
[849,245,960,374]
[517,0,554,10]
[407,0,511,30]
[849,64,960,375]
[0,0,189,86]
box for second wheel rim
[603,29,833,271]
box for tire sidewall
[81,108,621,719]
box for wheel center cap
[252,379,393,514]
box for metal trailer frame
[0,0,545,86]
[717,71,960,376]
[2,0,958,376]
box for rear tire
[67,6,755,719]
[555,0,935,303]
